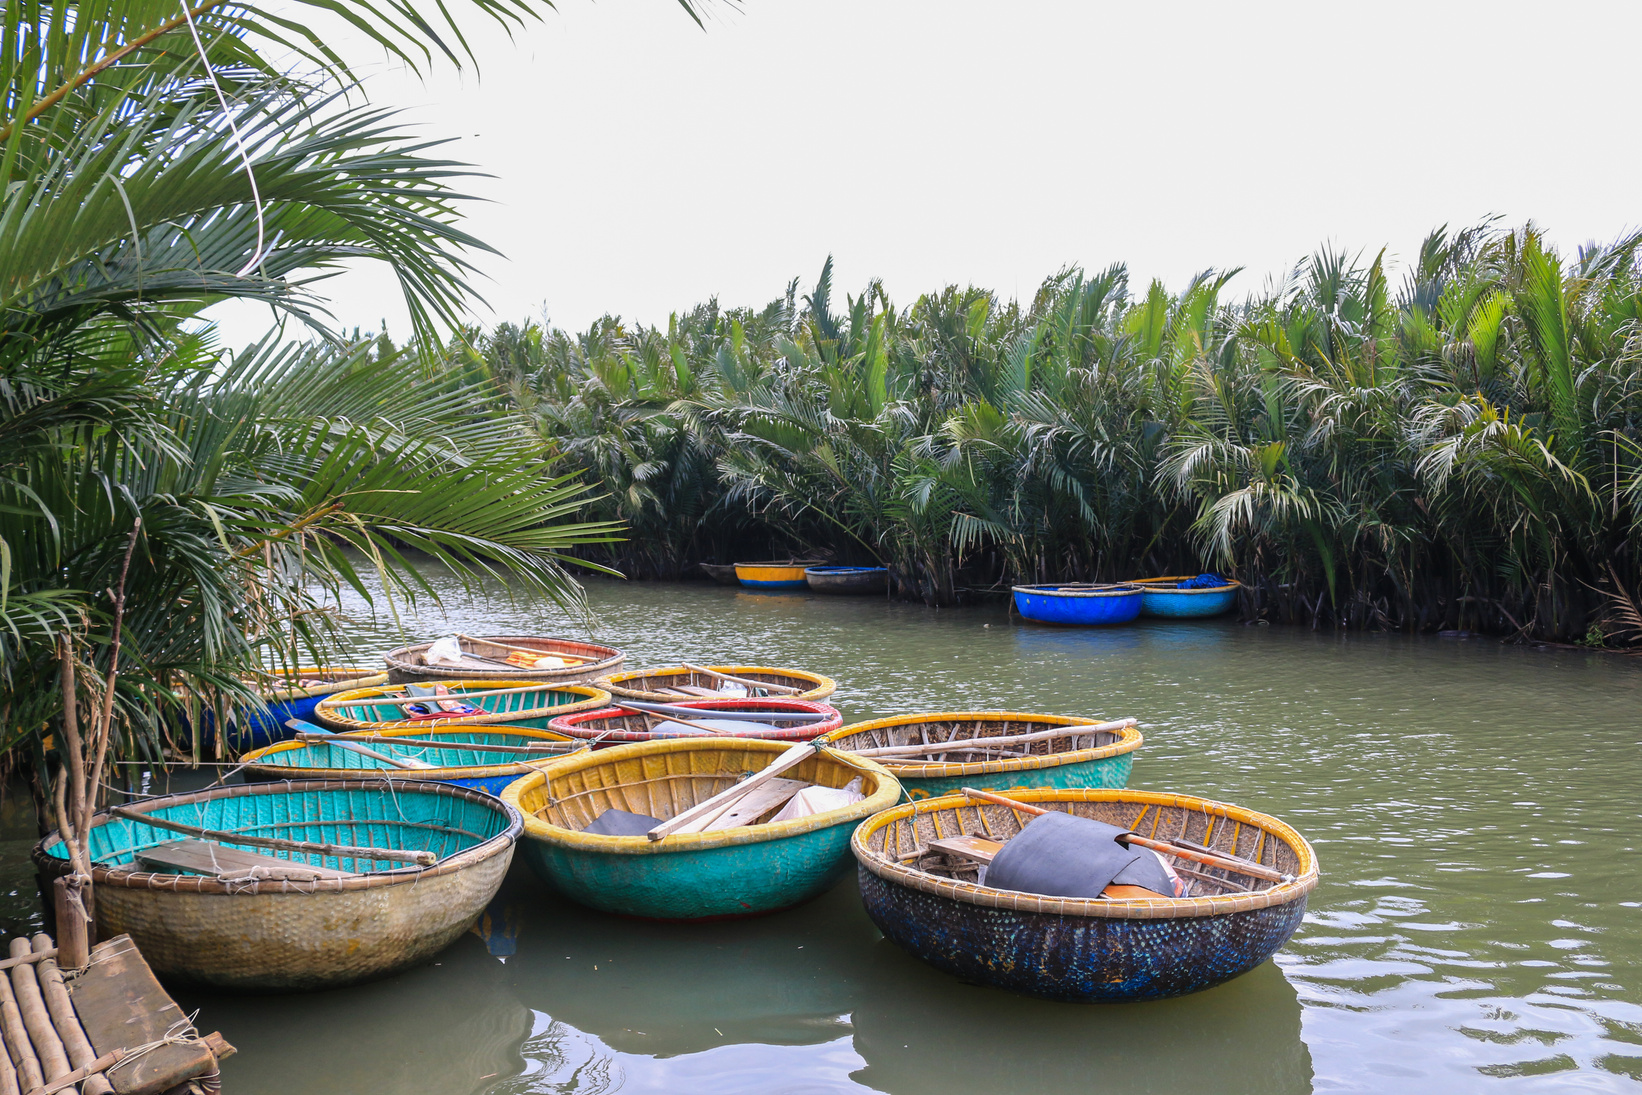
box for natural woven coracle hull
[384,636,624,685]
[241,726,589,792]
[34,779,521,992]
[314,680,610,732]
[548,698,843,746]
[597,665,837,705]
[504,738,900,920]
[820,713,1142,800]
[804,566,888,594]
[851,787,1317,1002]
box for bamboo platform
[0,933,233,1095]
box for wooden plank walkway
[0,933,232,1095]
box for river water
[4,577,1640,1093]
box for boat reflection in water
[176,932,531,1095]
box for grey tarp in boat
[985,811,1175,898]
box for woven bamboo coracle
[314,680,610,732]
[596,665,836,704]
[240,725,588,784]
[32,779,522,992]
[384,636,624,685]
[820,712,1141,780]
[851,786,1318,1002]
[548,698,843,746]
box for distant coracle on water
[457,223,1642,646]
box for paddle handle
[646,742,817,841]
[615,699,829,723]
[294,732,569,756]
[334,682,569,711]
[285,720,423,769]
[613,705,728,737]
[956,787,1290,884]
[108,805,436,867]
[679,664,802,695]
[457,634,586,666]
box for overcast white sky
[211,0,1642,344]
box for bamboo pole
[647,743,818,841]
[678,665,801,695]
[107,806,437,867]
[30,937,111,1095]
[612,706,729,737]
[851,718,1136,758]
[7,942,69,1089]
[283,721,430,769]
[32,1049,123,1095]
[0,955,54,976]
[294,733,572,756]
[956,788,1292,884]
[0,1027,16,1095]
[613,699,828,723]
[0,955,42,1094]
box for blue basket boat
[1134,575,1242,618]
[1011,584,1143,625]
[852,787,1318,1002]
[241,725,588,795]
[33,779,521,991]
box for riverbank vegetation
[464,228,1642,646]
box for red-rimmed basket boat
[549,698,843,746]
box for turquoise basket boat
[1012,584,1143,625]
[819,712,1142,800]
[240,725,588,795]
[502,737,899,921]
[33,779,521,991]
[313,679,610,733]
[1134,576,1242,618]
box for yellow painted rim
[819,711,1142,778]
[502,737,901,855]
[242,724,586,780]
[595,665,837,704]
[1133,576,1243,594]
[853,786,1319,920]
[314,680,611,731]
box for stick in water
[957,787,1292,884]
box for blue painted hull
[1013,587,1142,625]
[740,579,808,590]
[1141,588,1238,618]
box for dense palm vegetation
[468,229,1642,646]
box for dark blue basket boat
[1011,584,1143,625]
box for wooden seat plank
[926,834,1004,863]
[136,840,355,880]
[70,936,221,1095]
[674,685,727,698]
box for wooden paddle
[679,664,802,695]
[614,699,830,723]
[108,806,437,867]
[957,787,1292,884]
[337,682,564,711]
[646,742,818,841]
[851,718,1137,758]
[283,720,431,770]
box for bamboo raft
[596,665,836,704]
[0,931,234,1095]
[819,712,1142,798]
[852,787,1318,1002]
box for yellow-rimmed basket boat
[596,665,836,705]
[313,680,610,733]
[384,635,624,685]
[32,779,522,992]
[819,712,1141,799]
[502,738,899,920]
[852,787,1318,1002]
[240,725,588,795]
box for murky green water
[5,577,1641,1092]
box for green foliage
[481,231,1642,641]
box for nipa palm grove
[441,223,1642,646]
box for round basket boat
[313,680,610,733]
[1133,576,1243,618]
[733,560,823,590]
[852,787,1318,1003]
[241,726,589,795]
[597,665,836,705]
[502,737,900,920]
[548,698,843,747]
[820,712,1142,799]
[1012,584,1143,626]
[33,779,522,992]
[804,565,889,594]
[699,562,742,586]
[384,635,624,685]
